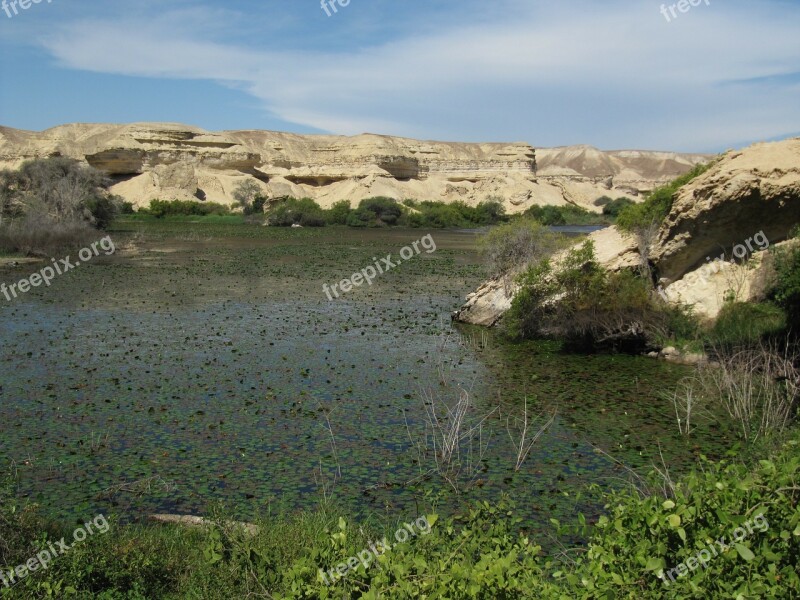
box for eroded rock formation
[651,138,800,282]
[455,137,800,325]
[0,122,708,212]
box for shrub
[567,433,800,598]
[324,200,352,225]
[616,162,713,232]
[710,302,787,349]
[479,219,563,282]
[662,303,701,345]
[396,199,507,228]
[83,195,122,229]
[769,231,800,331]
[266,197,326,227]
[232,180,264,215]
[523,204,567,226]
[507,241,669,351]
[602,197,636,219]
[407,202,463,228]
[357,197,403,226]
[0,158,121,254]
[523,204,607,226]
[688,342,799,441]
[145,199,231,218]
[473,199,507,225]
[345,207,373,228]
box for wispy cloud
[32,0,800,150]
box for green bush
[83,195,122,229]
[522,204,607,226]
[602,197,636,219]
[769,232,800,331]
[662,304,701,346]
[324,200,352,225]
[406,201,463,228]
[479,219,564,280]
[398,199,507,228]
[473,199,507,225]
[616,162,714,232]
[145,199,231,218]
[356,197,403,226]
[710,302,787,348]
[566,434,800,599]
[506,241,669,351]
[266,197,326,227]
[523,204,567,226]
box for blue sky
[0,0,798,152]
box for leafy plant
[616,162,714,233]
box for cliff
[0,122,708,212]
[455,137,800,324]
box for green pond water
[0,221,737,538]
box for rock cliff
[651,138,800,282]
[455,137,800,325]
[0,122,708,211]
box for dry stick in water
[505,399,557,472]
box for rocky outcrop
[661,238,799,320]
[651,138,800,282]
[455,137,800,327]
[0,123,708,212]
[453,227,639,325]
[536,145,709,196]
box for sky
[0,0,798,152]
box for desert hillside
[0,122,709,211]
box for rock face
[651,138,800,282]
[455,137,800,326]
[0,122,708,212]
[453,227,639,325]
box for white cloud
[37,0,800,150]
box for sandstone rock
[662,238,797,320]
[0,123,707,212]
[453,226,639,326]
[651,138,800,282]
[150,514,259,536]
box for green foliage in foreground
[2,430,798,598]
[571,435,800,599]
[616,162,714,232]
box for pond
[0,222,736,541]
